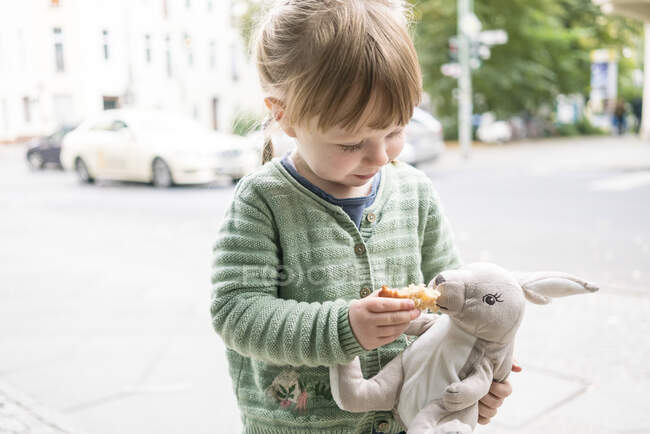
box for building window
[207,0,213,12]
[231,43,239,82]
[162,0,168,19]
[211,97,219,130]
[209,40,216,70]
[102,30,110,60]
[1,99,9,134]
[183,33,193,67]
[17,29,26,70]
[53,94,74,125]
[23,97,31,124]
[145,34,152,63]
[103,96,119,110]
[53,27,64,72]
[165,34,172,77]
[186,0,190,9]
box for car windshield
[48,126,74,142]
[128,113,208,135]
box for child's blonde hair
[254,0,422,164]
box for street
[1,136,649,434]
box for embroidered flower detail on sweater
[266,370,304,411]
[266,370,334,412]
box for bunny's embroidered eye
[482,293,503,306]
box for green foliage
[414,0,643,122]
[555,122,580,136]
[231,110,262,136]
[575,117,607,135]
[236,0,266,54]
[556,116,606,136]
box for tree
[413,0,642,132]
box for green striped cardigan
[210,159,461,434]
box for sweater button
[360,287,371,298]
[354,243,366,256]
[377,421,389,431]
[366,212,376,223]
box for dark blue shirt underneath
[280,154,381,228]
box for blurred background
[0,1,649,434]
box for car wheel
[152,158,173,188]
[75,157,94,183]
[27,152,44,170]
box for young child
[211,1,513,432]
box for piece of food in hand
[378,284,441,312]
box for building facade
[0,0,262,142]
[597,0,650,140]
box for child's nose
[365,143,389,166]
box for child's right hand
[348,290,421,350]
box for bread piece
[378,284,441,312]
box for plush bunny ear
[514,271,599,305]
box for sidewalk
[0,381,82,434]
[435,135,650,172]
[1,134,648,434]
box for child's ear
[263,97,297,138]
[513,271,599,305]
[264,97,284,120]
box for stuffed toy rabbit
[330,262,598,434]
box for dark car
[26,124,77,170]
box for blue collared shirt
[280,154,381,228]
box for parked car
[25,124,77,170]
[245,107,445,166]
[244,128,297,160]
[399,107,445,166]
[60,109,257,187]
[476,112,512,143]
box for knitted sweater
[210,159,461,434]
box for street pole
[458,0,473,159]
[642,22,650,141]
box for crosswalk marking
[590,171,650,192]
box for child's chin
[348,176,374,185]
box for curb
[0,381,85,434]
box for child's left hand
[477,361,522,424]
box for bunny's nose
[434,274,446,286]
[435,281,465,314]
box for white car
[60,109,258,187]
[245,107,445,166]
[476,112,512,143]
[400,107,445,166]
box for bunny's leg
[435,403,478,434]
[408,401,477,434]
[329,353,403,413]
[407,400,447,434]
[442,358,493,412]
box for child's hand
[478,361,522,424]
[348,291,421,350]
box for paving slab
[1,138,649,434]
[0,381,83,434]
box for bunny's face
[433,263,526,343]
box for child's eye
[339,143,362,152]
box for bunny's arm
[330,353,404,412]
[404,312,440,336]
[442,357,493,412]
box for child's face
[290,119,405,192]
